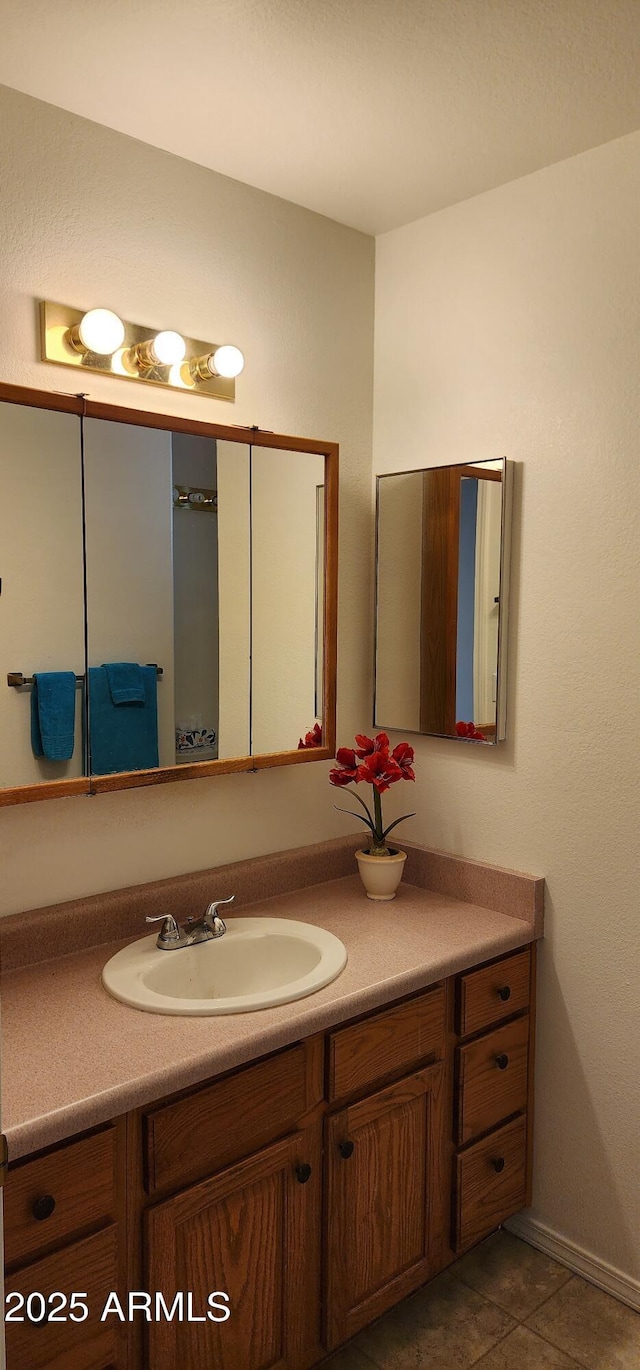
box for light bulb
[74,308,125,355]
[209,344,244,379]
[150,330,186,366]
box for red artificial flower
[355,732,390,758]
[455,721,486,742]
[329,746,361,786]
[329,765,359,787]
[329,730,417,851]
[298,722,323,749]
[392,741,415,780]
[336,747,358,768]
[357,750,403,793]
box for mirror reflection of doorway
[420,464,502,737]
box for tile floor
[323,1230,640,1369]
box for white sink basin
[101,917,347,1015]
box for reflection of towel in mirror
[103,661,145,704]
[88,665,159,774]
[31,672,77,761]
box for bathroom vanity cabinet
[4,943,535,1370]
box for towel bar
[7,666,164,688]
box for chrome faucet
[146,896,235,951]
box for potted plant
[330,732,416,899]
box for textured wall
[0,84,375,914]
[374,131,640,1287]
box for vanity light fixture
[130,329,187,372]
[189,344,245,383]
[40,301,243,402]
[68,308,125,356]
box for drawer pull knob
[492,1157,506,1173]
[294,1163,312,1185]
[498,986,511,1002]
[32,1194,56,1221]
[339,1140,354,1160]
[495,1053,509,1070]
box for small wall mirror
[0,386,337,804]
[374,459,512,743]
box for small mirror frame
[0,382,338,806]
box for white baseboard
[505,1213,640,1313]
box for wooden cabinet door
[325,1064,445,1349]
[145,1122,322,1370]
[4,1226,121,1370]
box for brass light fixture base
[40,301,237,402]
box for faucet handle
[146,914,181,948]
[203,894,235,937]
[205,895,235,918]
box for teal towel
[88,665,159,775]
[104,661,145,704]
[31,672,77,761]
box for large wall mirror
[375,459,512,744]
[0,386,337,804]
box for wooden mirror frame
[0,382,338,806]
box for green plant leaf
[381,813,415,840]
[333,804,376,836]
[341,785,375,827]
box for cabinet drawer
[457,1015,529,1144]
[328,986,445,1102]
[4,1225,119,1370]
[455,1114,527,1251]
[4,1127,116,1269]
[458,948,531,1038]
[145,1040,320,1193]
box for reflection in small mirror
[0,402,85,788]
[251,447,325,755]
[83,419,251,776]
[315,483,325,720]
[172,433,219,763]
[375,459,510,742]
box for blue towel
[88,665,159,775]
[31,672,77,762]
[104,661,145,705]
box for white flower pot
[355,848,407,900]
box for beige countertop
[1,873,539,1160]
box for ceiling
[2,0,640,235]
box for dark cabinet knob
[495,1053,509,1071]
[498,985,511,1002]
[294,1163,312,1185]
[32,1194,56,1221]
[492,1157,506,1173]
[27,1302,50,1326]
[338,1140,354,1159]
